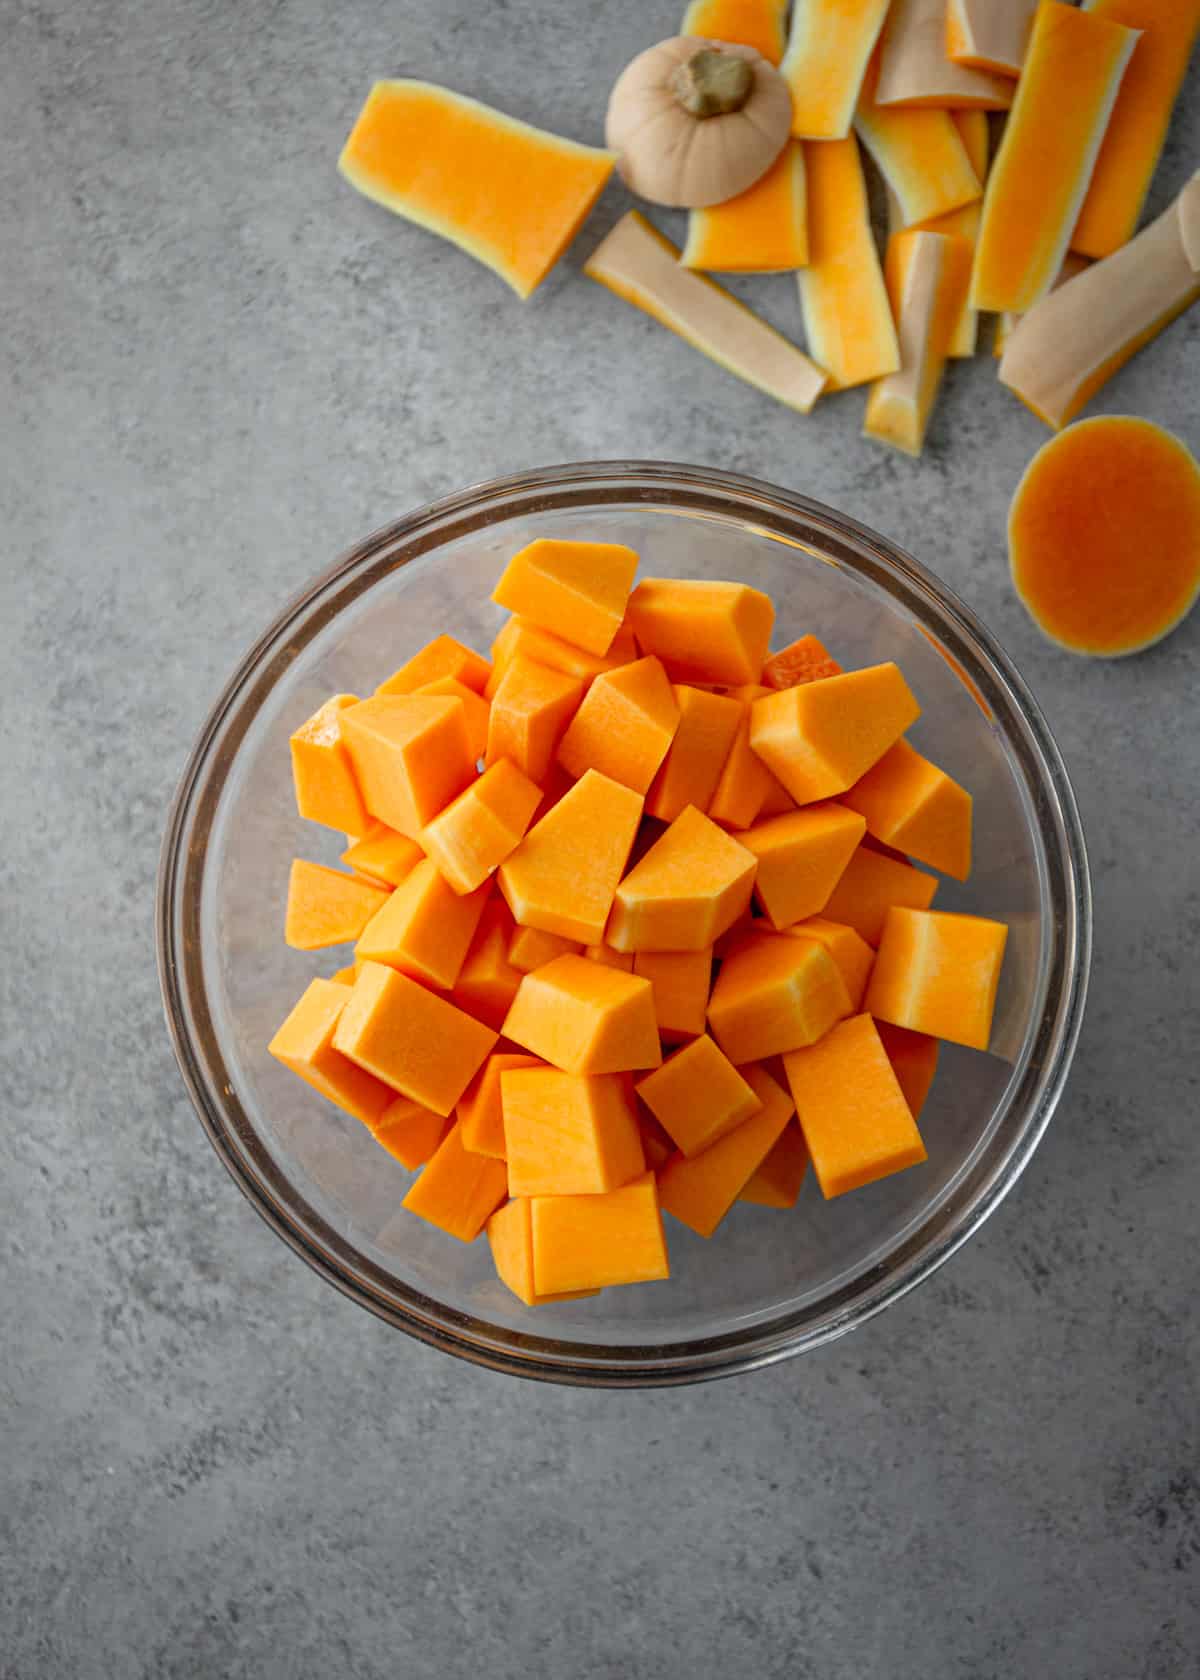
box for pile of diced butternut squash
[271,538,1008,1304]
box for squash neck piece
[671,48,754,116]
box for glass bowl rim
[157,458,1091,1388]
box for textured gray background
[2,1,1198,1675]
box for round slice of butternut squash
[1008,416,1200,657]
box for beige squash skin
[605,36,792,208]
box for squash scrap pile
[338,0,1199,453]
[271,540,1010,1305]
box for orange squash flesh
[507,925,581,975]
[854,56,982,232]
[634,948,714,1042]
[340,695,476,840]
[866,908,1008,1050]
[781,0,893,139]
[788,916,875,1011]
[761,635,843,689]
[946,0,1039,75]
[1072,1,1200,260]
[797,137,900,392]
[377,634,491,698]
[497,769,643,945]
[876,0,1015,107]
[646,686,744,823]
[607,805,758,954]
[864,230,973,458]
[531,1173,670,1294]
[333,961,498,1114]
[412,677,489,762]
[492,539,639,658]
[738,1119,809,1207]
[402,1120,509,1242]
[741,803,866,929]
[657,1061,794,1236]
[487,1198,599,1306]
[485,655,584,787]
[502,954,662,1076]
[290,695,369,835]
[993,251,1091,361]
[820,845,938,946]
[785,1014,928,1197]
[893,111,988,360]
[969,2,1139,314]
[999,178,1199,428]
[341,823,424,889]
[501,1068,646,1197]
[585,213,828,415]
[637,1034,762,1158]
[627,579,775,687]
[557,656,681,795]
[458,1052,544,1159]
[452,899,525,1031]
[841,738,973,879]
[419,757,542,895]
[371,1094,451,1171]
[681,0,789,63]
[708,688,776,830]
[708,933,850,1063]
[338,81,614,299]
[487,616,638,697]
[1007,418,1200,657]
[750,662,920,804]
[682,143,809,274]
[284,860,390,951]
[354,859,490,991]
[268,978,394,1127]
[875,1021,940,1120]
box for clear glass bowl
[157,461,1090,1386]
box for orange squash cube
[657,1060,794,1236]
[402,1119,508,1241]
[502,1067,646,1196]
[492,538,639,656]
[584,943,635,971]
[708,687,778,829]
[268,978,393,1126]
[607,805,757,953]
[750,662,921,803]
[419,758,541,895]
[370,1094,450,1169]
[841,738,973,879]
[289,694,370,834]
[708,932,850,1062]
[341,694,475,838]
[556,655,681,794]
[626,578,774,685]
[502,954,661,1076]
[452,899,525,1030]
[741,802,867,928]
[458,1051,544,1157]
[784,1013,927,1197]
[333,961,497,1114]
[497,769,643,945]
[645,686,744,822]
[787,916,875,1010]
[341,822,424,888]
[761,635,843,689]
[875,1019,940,1118]
[531,1172,670,1293]
[820,844,938,945]
[866,907,1008,1049]
[414,676,490,761]
[633,947,713,1042]
[354,859,490,990]
[637,1110,676,1172]
[485,655,584,785]
[284,860,390,950]
[329,963,360,986]
[738,1119,809,1207]
[376,633,491,697]
[507,925,581,973]
[487,615,638,696]
[637,1034,761,1157]
[487,1198,599,1305]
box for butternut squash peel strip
[999,175,1200,429]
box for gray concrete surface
[2,2,1197,1675]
